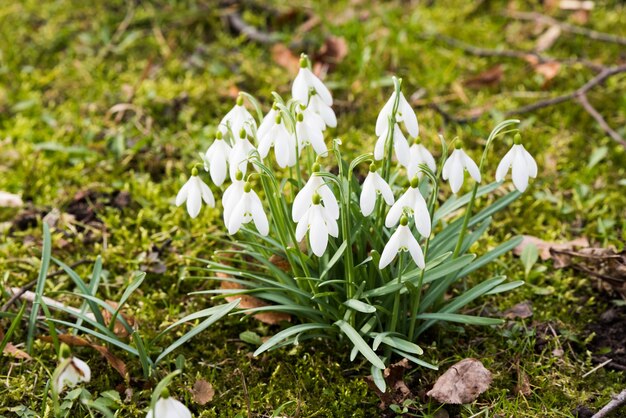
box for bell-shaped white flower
[176,170,215,219]
[375,89,419,139]
[223,174,245,226]
[229,130,256,180]
[146,392,191,418]
[407,141,436,179]
[292,55,333,106]
[295,195,339,257]
[292,168,339,222]
[385,179,431,238]
[442,145,481,194]
[228,183,269,236]
[307,93,337,128]
[374,123,410,167]
[296,112,327,156]
[258,116,297,168]
[495,135,537,192]
[218,95,257,138]
[257,104,279,141]
[204,132,231,186]
[379,218,425,269]
[55,356,91,393]
[360,165,394,216]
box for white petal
[175,180,190,207]
[168,398,192,418]
[307,69,333,106]
[449,157,465,194]
[274,128,291,168]
[412,190,431,238]
[309,207,329,256]
[227,195,247,234]
[257,108,277,141]
[295,212,309,242]
[442,150,456,181]
[323,209,339,237]
[418,145,437,173]
[317,101,337,128]
[512,148,529,192]
[393,126,410,167]
[374,173,394,206]
[71,358,91,382]
[318,183,339,219]
[249,191,269,235]
[375,94,395,136]
[292,180,315,222]
[462,151,481,183]
[521,145,538,178]
[385,192,408,228]
[379,228,402,269]
[406,230,425,269]
[495,147,515,182]
[360,174,376,216]
[186,180,202,218]
[197,177,215,207]
[292,71,309,104]
[399,94,419,138]
[374,131,387,161]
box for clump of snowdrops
[176,54,537,391]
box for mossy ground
[1,0,625,416]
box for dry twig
[591,388,626,418]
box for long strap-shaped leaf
[335,320,385,369]
[254,323,334,356]
[26,223,52,354]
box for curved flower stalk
[204,131,231,186]
[295,193,339,256]
[360,163,394,216]
[442,143,481,194]
[407,140,437,179]
[379,216,425,269]
[385,177,431,238]
[227,182,269,236]
[496,133,537,192]
[176,168,214,218]
[218,94,257,138]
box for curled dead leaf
[504,301,533,319]
[462,65,503,89]
[513,235,589,261]
[365,358,413,409]
[427,358,492,404]
[101,300,137,338]
[191,379,215,405]
[3,342,31,360]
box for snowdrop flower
[292,166,339,222]
[204,131,231,186]
[292,55,333,107]
[258,115,297,168]
[360,163,394,216]
[375,87,419,139]
[257,103,279,141]
[442,143,481,194]
[223,171,245,226]
[228,182,269,236]
[229,129,256,179]
[385,177,431,238]
[379,216,425,269]
[146,389,191,418]
[307,92,337,128]
[296,112,327,156]
[295,193,339,256]
[53,345,91,393]
[495,134,537,192]
[218,94,257,138]
[407,140,436,179]
[374,123,410,167]
[176,168,215,219]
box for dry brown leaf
[535,25,562,52]
[3,342,32,360]
[570,9,590,24]
[515,369,532,396]
[462,65,503,89]
[504,301,533,319]
[513,235,589,261]
[534,61,561,83]
[101,301,137,338]
[365,358,413,408]
[271,44,300,76]
[314,36,348,72]
[41,334,128,379]
[191,379,215,405]
[0,191,23,208]
[427,358,492,404]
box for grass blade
[26,223,52,354]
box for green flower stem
[336,144,356,310]
[389,255,404,336]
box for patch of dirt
[587,305,626,372]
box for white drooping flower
[54,356,91,393]
[442,145,481,194]
[296,112,327,156]
[385,180,431,238]
[295,195,339,257]
[146,393,191,418]
[176,170,215,218]
[379,218,425,269]
[204,132,231,186]
[257,104,279,141]
[307,93,337,128]
[229,131,256,180]
[495,135,537,192]
[360,165,394,217]
[375,88,419,139]
[218,94,257,138]
[228,183,269,236]
[407,142,437,179]
[257,116,296,168]
[374,123,410,167]
[292,55,333,107]
[223,174,245,226]
[292,169,339,222]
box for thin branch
[226,11,280,44]
[506,10,626,46]
[591,388,626,418]
[577,93,626,148]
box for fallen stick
[591,388,626,418]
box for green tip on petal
[299,54,308,68]
[369,162,377,172]
[191,167,198,177]
[243,182,252,193]
[59,343,71,360]
[455,141,462,150]
[400,216,409,226]
[235,170,244,181]
[160,388,170,399]
[410,176,419,188]
[312,192,322,205]
[514,133,522,145]
[216,131,223,140]
[236,95,244,106]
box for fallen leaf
[365,358,412,408]
[296,14,321,34]
[534,61,561,83]
[3,342,32,360]
[535,25,561,52]
[101,300,137,338]
[41,334,128,379]
[313,36,348,73]
[427,358,492,404]
[191,379,214,405]
[504,301,533,319]
[462,65,503,89]
[271,44,300,76]
[514,369,532,396]
[0,191,23,208]
[513,235,589,261]
[570,9,590,24]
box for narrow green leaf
[416,312,504,326]
[27,223,52,354]
[254,323,334,356]
[343,299,376,313]
[335,320,385,369]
